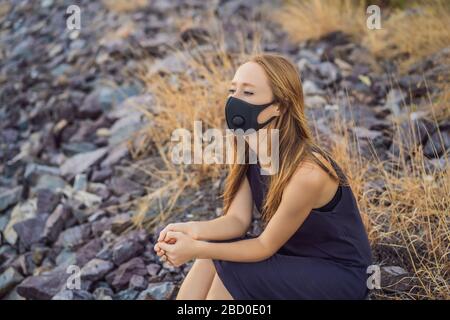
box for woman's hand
[157,221,199,242]
[154,231,200,267]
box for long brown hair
[222,53,349,226]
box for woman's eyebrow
[230,81,255,87]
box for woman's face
[228,61,281,125]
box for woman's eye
[244,91,254,95]
[228,89,236,93]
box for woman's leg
[176,259,216,300]
[205,273,234,300]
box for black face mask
[225,96,277,132]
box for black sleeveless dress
[212,157,373,300]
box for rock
[56,224,91,249]
[137,282,175,300]
[43,204,70,243]
[93,286,114,300]
[91,167,113,182]
[0,267,24,298]
[147,263,161,277]
[384,89,405,117]
[24,163,60,180]
[302,80,324,96]
[78,87,116,119]
[108,257,147,291]
[81,259,114,282]
[17,268,70,300]
[380,265,414,292]
[52,289,94,300]
[114,288,140,300]
[109,176,144,197]
[0,186,23,212]
[108,113,144,146]
[31,174,66,194]
[36,189,60,215]
[129,274,147,291]
[424,130,450,158]
[304,95,327,108]
[62,141,98,156]
[351,126,383,140]
[112,237,144,265]
[76,238,103,266]
[4,199,37,245]
[13,214,48,248]
[101,142,129,168]
[73,173,88,191]
[60,147,108,178]
[315,62,339,85]
[55,250,77,269]
[14,253,36,276]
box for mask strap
[257,99,278,129]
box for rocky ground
[0,0,449,300]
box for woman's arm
[195,162,325,262]
[159,176,254,242]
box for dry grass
[274,0,450,69]
[364,1,450,69]
[102,0,148,13]
[273,0,367,42]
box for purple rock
[112,237,144,265]
[108,257,147,291]
[17,268,69,300]
[81,259,114,282]
[43,204,70,242]
[36,189,60,215]
[13,214,48,248]
[76,238,103,266]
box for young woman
[154,53,373,300]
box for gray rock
[56,224,91,249]
[73,173,88,191]
[0,186,23,212]
[108,113,144,146]
[146,263,161,277]
[137,282,175,300]
[60,148,108,178]
[384,89,405,117]
[129,274,148,291]
[4,199,37,245]
[109,176,144,196]
[36,189,60,215]
[31,174,66,194]
[114,288,140,300]
[101,142,129,168]
[81,258,114,282]
[13,214,48,248]
[0,267,24,298]
[112,237,144,265]
[315,62,339,85]
[91,167,113,182]
[424,130,450,158]
[93,286,114,300]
